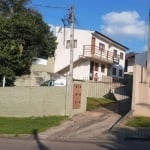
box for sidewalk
[109,111,150,141]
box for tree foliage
[0,0,31,17]
[0,0,57,86]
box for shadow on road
[96,124,150,150]
[32,129,50,150]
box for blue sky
[29,0,149,53]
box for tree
[0,1,57,86]
[0,0,31,17]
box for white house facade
[53,26,128,81]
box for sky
[29,0,149,53]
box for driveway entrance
[39,107,121,141]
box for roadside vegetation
[126,116,150,127]
[0,0,57,86]
[0,116,67,135]
[87,97,116,111]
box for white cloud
[100,11,147,39]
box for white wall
[54,26,127,79]
[73,60,90,80]
[127,60,134,73]
[94,39,126,78]
[54,27,93,72]
[94,37,126,70]
[109,46,126,68]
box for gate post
[65,78,88,118]
[65,76,73,117]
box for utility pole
[65,5,74,117]
[69,5,74,80]
[147,8,150,83]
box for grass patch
[87,97,116,111]
[0,116,67,134]
[126,116,150,127]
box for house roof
[93,31,129,51]
[126,52,138,60]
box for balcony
[83,45,120,64]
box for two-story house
[53,27,128,81]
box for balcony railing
[83,45,120,64]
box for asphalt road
[0,138,150,150]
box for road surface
[0,137,150,150]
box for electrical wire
[33,4,68,10]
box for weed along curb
[0,116,67,135]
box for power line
[33,4,68,10]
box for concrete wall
[15,72,51,87]
[0,78,87,117]
[135,51,147,67]
[31,57,55,73]
[132,65,150,116]
[15,57,55,86]
[0,87,67,117]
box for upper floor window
[66,40,77,49]
[120,52,124,60]
[113,49,117,58]
[99,43,105,51]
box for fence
[0,75,133,117]
[0,78,88,117]
[84,75,133,115]
[0,87,67,117]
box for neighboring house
[135,51,147,67]
[53,27,128,80]
[132,50,150,116]
[125,52,138,74]
[15,57,57,86]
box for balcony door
[90,61,99,80]
[91,37,95,55]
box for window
[74,40,77,48]
[99,43,105,51]
[66,40,70,49]
[119,69,123,77]
[113,49,117,58]
[66,40,77,49]
[112,67,116,75]
[101,64,105,73]
[120,52,123,60]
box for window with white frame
[99,43,105,51]
[120,52,124,60]
[113,49,117,58]
[66,40,77,49]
